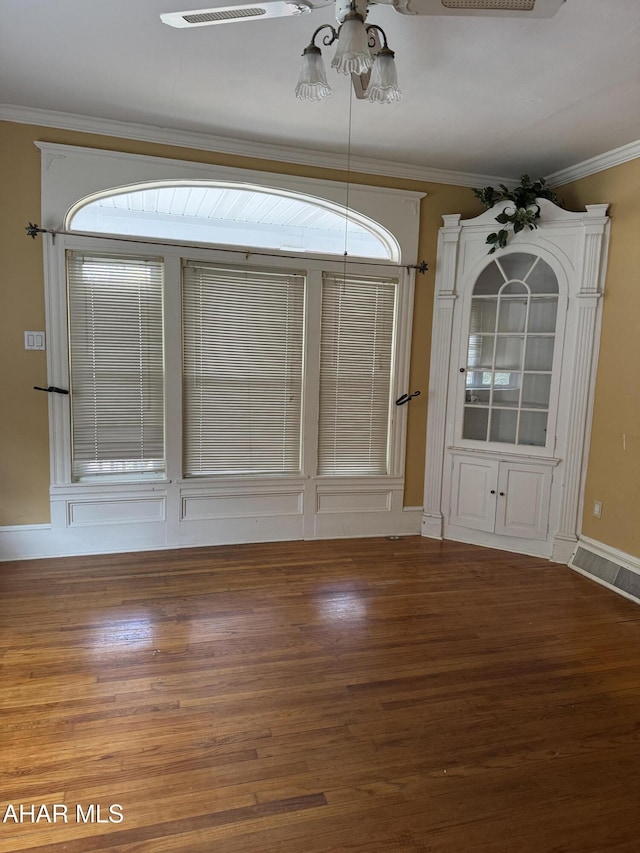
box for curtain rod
[24,223,428,275]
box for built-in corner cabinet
[422,199,610,561]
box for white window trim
[38,144,424,549]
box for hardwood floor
[1,536,640,852]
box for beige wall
[557,159,640,558]
[0,120,480,525]
[2,120,637,558]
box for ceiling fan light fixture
[331,10,373,75]
[295,44,332,100]
[364,47,402,103]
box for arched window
[68,182,400,261]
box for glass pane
[492,371,516,387]
[493,384,521,407]
[498,297,527,333]
[522,373,551,408]
[183,262,306,476]
[525,336,554,370]
[525,258,558,294]
[473,262,504,295]
[519,410,549,446]
[528,297,558,333]
[318,274,396,475]
[492,393,520,408]
[465,387,490,404]
[71,185,394,260]
[495,336,524,370]
[497,253,536,282]
[490,409,517,444]
[465,369,486,388]
[463,406,489,440]
[465,371,491,406]
[468,335,494,368]
[469,299,497,333]
[68,253,166,480]
[502,281,528,295]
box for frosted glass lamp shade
[364,48,402,103]
[295,45,332,101]
[331,12,372,75]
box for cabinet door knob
[499,491,505,496]
[490,490,496,494]
[459,367,466,373]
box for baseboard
[0,509,423,562]
[440,523,553,559]
[569,536,640,606]
[421,512,444,540]
[0,521,169,562]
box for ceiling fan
[160,0,565,103]
[160,0,565,29]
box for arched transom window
[68,182,399,261]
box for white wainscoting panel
[178,516,305,547]
[316,490,392,514]
[313,507,421,540]
[182,491,303,520]
[68,497,166,526]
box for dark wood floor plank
[1,536,640,851]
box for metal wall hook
[34,386,69,395]
[395,390,420,406]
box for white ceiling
[1,0,639,180]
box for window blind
[67,252,165,479]
[182,262,305,476]
[318,273,396,476]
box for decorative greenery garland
[473,174,559,253]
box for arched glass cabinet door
[461,252,559,448]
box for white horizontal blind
[318,273,396,476]
[67,252,165,479]
[182,262,305,476]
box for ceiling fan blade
[388,0,565,17]
[160,1,326,28]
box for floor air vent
[572,545,640,604]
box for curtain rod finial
[25,222,56,243]
[407,260,428,274]
[25,222,42,239]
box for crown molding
[546,138,640,187]
[4,105,637,196]
[0,103,515,189]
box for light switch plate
[24,331,46,351]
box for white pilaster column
[552,205,609,562]
[422,215,461,539]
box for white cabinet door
[450,456,498,532]
[449,455,552,541]
[494,461,551,541]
